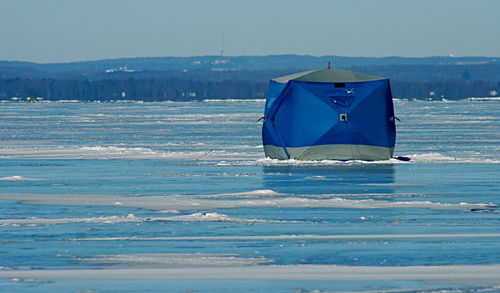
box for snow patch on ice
[235,152,500,166]
[76,253,272,267]
[253,158,400,166]
[408,152,500,164]
[0,193,495,212]
[0,176,42,181]
[409,152,457,162]
[1,264,500,282]
[75,233,500,242]
[226,189,283,197]
[0,212,276,226]
[0,145,216,160]
[166,212,271,223]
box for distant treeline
[0,78,266,101]
[0,77,497,101]
[391,80,498,100]
[0,55,499,100]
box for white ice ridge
[252,157,403,166]
[72,233,500,242]
[195,189,284,198]
[1,145,205,160]
[76,253,272,267]
[407,152,500,164]
[0,192,495,212]
[0,145,260,161]
[1,264,499,282]
[0,212,276,226]
[0,176,43,181]
[247,152,500,165]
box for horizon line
[2,54,498,65]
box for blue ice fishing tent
[262,69,396,161]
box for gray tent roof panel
[272,69,385,83]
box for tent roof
[272,69,385,83]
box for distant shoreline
[1,55,498,101]
[2,97,499,103]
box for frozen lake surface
[0,99,499,292]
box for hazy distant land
[1,55,498,101]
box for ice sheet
[0,192,494,212]
[1,264,499,282]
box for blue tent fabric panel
[313,123,375,146]
[264,80,288,114]
[273,82,338,147]
[346,80,395,147]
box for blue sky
[1,0,499,63]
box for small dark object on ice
[394,156,411,161]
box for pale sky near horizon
[1,0,499,63]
